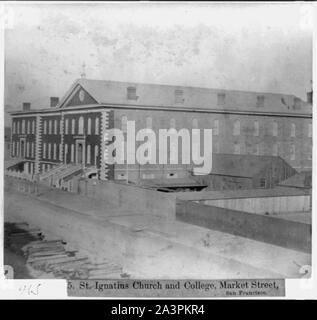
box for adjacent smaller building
[197,153,297,190]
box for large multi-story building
[9,78,312,183]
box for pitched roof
[57,78,312,115]
[208,153,293,178]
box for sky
[3,2,313,123]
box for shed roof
[207,153,292,178]
[278,171,312,188]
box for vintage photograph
[2,2,313,282]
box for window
[234,143,240,154]
[175,89,184,103]
[43,143,47,159]
[214,141,219,153]
[27,121,30,134]
[26,142,29,157]
[95,117,99,135]
[54,120,58,134]
[43,121,47,134]
[170,118,176,128]
[59,143,63,161]
[87,118,91,134]
[78,116,84,134]
[293,97,301,110]
[192,118,198,129]
[308,123,312,138]
[254,143,260,155]
[71,144,74,162]
[71,119,75,134]
[49,120,52,134]
[53,143,57,160]
[217,93,226,106]
[94,145,99,165]
[65,119,69,134]
[127,87,137,100]
[146,117,152,129]
[32,142,35,157]
[260,178,266,188]
[48,143,51,159]
[32,120,35,134]
[290,144,296,161]
[87,144,91,164]
[272,121,278,136]
[213,119,219,135]
[273,143,278,156]
[16,141,20,157]
[256,95,265,108]
[121,115,127,133]
[254,121,259,136]
[13,122,16,134]
[233,120,240,136]
[290,123,296,137]
[22,120,25,134]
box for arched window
[121,115,127,132]
[146,117,152,129]
[95,117,99,135]
[87,144,91,164]
[273,121,278,137]
[254,121,259,136]
[291,123,296,138]
[192,118,198,129]
[65,119,69,134]
[290,144,296,161]
[233,120,240,136]
[87,118,91,135]
[78,116,84,134]
[71,119,75,134]
[213,119,219,135]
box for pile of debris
[5,222,125,279]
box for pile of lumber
[5,222,124,279]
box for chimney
[50,97,59,108]
[22,102,31,111]
[307,91,313,104]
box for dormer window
[127,87,137,100]
[256,95,265,108]
[217,93,226,106]
[175,89,184,103]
